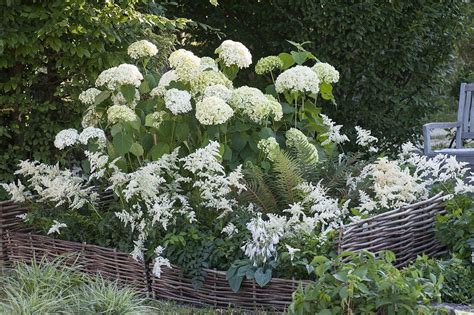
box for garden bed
[0,192,452,311]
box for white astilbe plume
[0,180,31,203]
[85,151,108,180]
[320,114,349,145]
[47,220,67,235]
[13,160,97,210]
[152,246,171,278]
[181,141,246,217]
[355,126,378,152]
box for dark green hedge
[169,0,469,149]
[0,0,179,196]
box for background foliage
[167,0,471,150]
[0,0,185,197]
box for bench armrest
[423,122,462,155]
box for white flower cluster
[242,213,285,266]
[275,66,320,95]
[320,114,349,145]
[229,86,283,123]
[312,62,339,84]
[221,222,238,237]
[200,57,218,72]
[203,84,233,102]
[82,106,102,128]
[79,127,106,148]
[255,56,283,75]
[195,96,234,125]
[181,141,246,217]
[12,160,97,210]
[85,151,108,180]
[150,70,179,97]
[355,126,378,152]
[146,111,166,129]
[190,70,233,96]
[47,220,67,235]
[164,89,192,115]
[54,129,79,150]
[79,88,101,105]
[152,246,171,278]
[257,137,280,162]
[107,105,137,124]
[168,49,201,82]
[127,40,158,59]
[216,40,252,69]
[0,180,30,203]
[96,64,143,90]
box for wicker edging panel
[4,231,149,294]
[338,192,447,267]
[150,264,308,312]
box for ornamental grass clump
[2,38,473,296]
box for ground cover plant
[2,38,474,313]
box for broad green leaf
[228,274,244,293]
[130,142,144,157]
[278,52,295,70]
[320,83,333,100]
[291,51,308,65]
[94,90,111,106]
[149,143,170,160]
[254,267,272,287]
[113,132,133,156]
[223,144,232,161]
[120,84,136,103]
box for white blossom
[168,49,201,82]
[285,244,301,261]
[150,70,178,97]
[79,88,101,105]
[229,86,282,123]
[257,137,280,162]
[355,126,378,152]
[216,40,252,69]
[320,114,349,145]
[152,246,171,278]
[199,56,218,72]
[164,89,192,115]
[275,65,320,94]
[195,96,234,125]
[1,180,30,203]
[203,84,232,102]
[47,220,67,235]
[107,105,137,124]
[79,127,106,148]
[127,40,158,59]
[190,70,233,96]
[54,129,79,150]
[312,62,339,84]
[96,64,143,90]
[111,89,140,108]
[222,222,238,237]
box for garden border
[0,193,449,311]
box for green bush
[412,256,474,305]
[289,251,443,314]
[168,0,469,149]
[0,0,183,197]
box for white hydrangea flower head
[255,56,283,75]
[82,106,102,128]
[203,84,233,102]
[195,96,234,125]
[168,49,201,82]
[111,89,140,108]
[79,88,101,105]
[275,65,320,94]
[79,127,107,148]
[312,62,339,84]
[229,86,282,123]
[164,88,192,115]
[190,70,233,95]
[257,137,280,162]
[127,40,158,59]
[150,70,179,97]
[216,40,252,69]
[54,129,79,150]
[107,105,137,124]
[47,220,67,235]
[199,56,218,71]
[320,114,349,145]
[95,64,143,90]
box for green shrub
[412,256,474,305]
[168,0,469,149]
[289,251,443,314]
[0,0,183,198]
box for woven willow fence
[0,192,448,311]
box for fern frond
[240,164,278,213]
[271,150,304,205]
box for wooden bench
[423,83,474,164]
